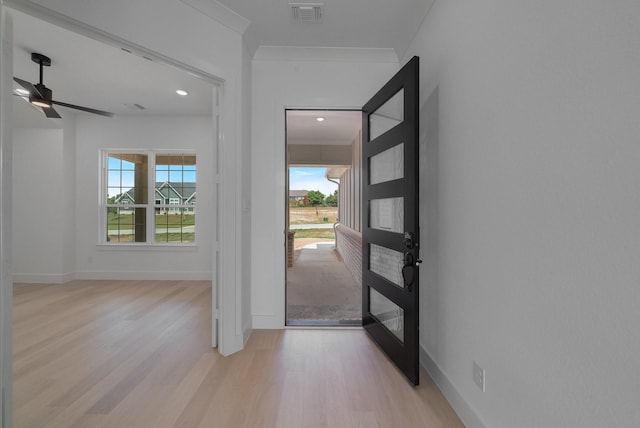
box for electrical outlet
[473,361,485,392]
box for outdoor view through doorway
[285,110,362,326]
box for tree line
[295,190,338,207]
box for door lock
[403,232,418,249]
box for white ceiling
[10,1,431,138]
[287,110,361,145]
[217,0,433,58]
[11,9,214,126]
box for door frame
[283,108,362,327]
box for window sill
[96,243,198,251]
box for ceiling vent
[290,3,323,22]
[123,103,146,110]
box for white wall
[13,114,78,283]
[240,40,252,342]
[0,9,13,425]
[12,128,66,282]
[13,115,214,281]
[74,115,214,280]
[250,47,398,328]
[62,114,77,280]
[406,1,640,427]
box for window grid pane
[154,153,196,244]
[106,207,145,243]
[155,209,196,243]
[104,152,196,245]
[107,153,148,205]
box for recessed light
[316,117,325,122]
[15,88,29,96]
[176,89,188,96]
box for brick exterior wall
[287,231,296,267]
[335,224,362,288]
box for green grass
[291,228,335,239]
[155,233,195,243]
[108,233,195,243]
[107,212,195,230]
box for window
[104,152,196,244]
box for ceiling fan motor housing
[34,83,52,100]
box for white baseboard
[243,326,252,346]
[13,272,75,284]
[420,346,486,428]
[252,314,284,329]
[15,271,211,283]
[74,270,212,281]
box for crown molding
[253,46,398,63]
[181,0,250,35]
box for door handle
[401,253,423,291]
[402,252,415,290]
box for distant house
[289,189,309,206]
[115,181,196,213]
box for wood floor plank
[14,280,464,428]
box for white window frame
[100,150,197,246]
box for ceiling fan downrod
[31,52,51,85]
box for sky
[289,167,338,196]
[109,159,335,198]
[107,156,196,197]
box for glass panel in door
[369,89,404,141]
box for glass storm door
[362,56,420,384]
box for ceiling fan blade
[52,100,114,117]
[42,106,62,119]
[13,91,61,118]
[13,77,43,98]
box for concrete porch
[286,239,361,326]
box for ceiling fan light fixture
[30,96,52,108]
[176,89,188,96]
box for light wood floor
[13,280,463,428]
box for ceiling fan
[14,52,114,118]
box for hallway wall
[13,129,65,281]
[13,115,77,283]
[250,47,398,328]
[405,1,640,426]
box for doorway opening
[285,110,363,326]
